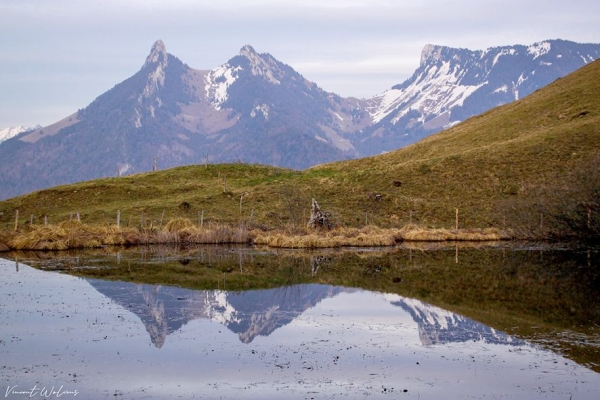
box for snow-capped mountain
[0,125,38,144]
[0,39,598,199]
[359,39,600,154]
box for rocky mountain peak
[239,44,258,58]
[419,43,470,67]
[238,44,282,85]
[420,44,444,66]
[139,40,169,108]
[144,39,168,68]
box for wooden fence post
[14,209,19,232]
[455,208,459,230]
[116,210,121,228]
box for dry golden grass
[252,224,509,248]
[399,224,509,241]
[4,219,510,250]
[253,225,402,248]
[163,218,194,232]
[5,219,253,250]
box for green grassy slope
[1,60,599,231]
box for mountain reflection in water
[85,278,523,349]
[2,257,599,400]
[86,280,352,347]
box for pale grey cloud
[1,0,599,127]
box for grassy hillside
[1,60,599,234]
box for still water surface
[1,244,599,399]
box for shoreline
[0,220,511,251]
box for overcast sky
[1,0,599,128]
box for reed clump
[252,225,403,248]
[398,224,509,241]
[9,222,103,250]
[164,218,194,232]
[5,219,254,250]
[252,225,509,248]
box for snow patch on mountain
[494,84,509,94]
[205,64,242,110]
[368,58,486,125]
[0,125,37,143]
[250,104,270,120]
[368,89,404,124]
[528,41,551,59]
[491,48,516,66]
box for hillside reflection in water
[1,243,599,399]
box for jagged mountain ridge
[0,38,599,200]
[360,39,600,153]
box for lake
[1,243,599,399]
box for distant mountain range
[1,39,599,200]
